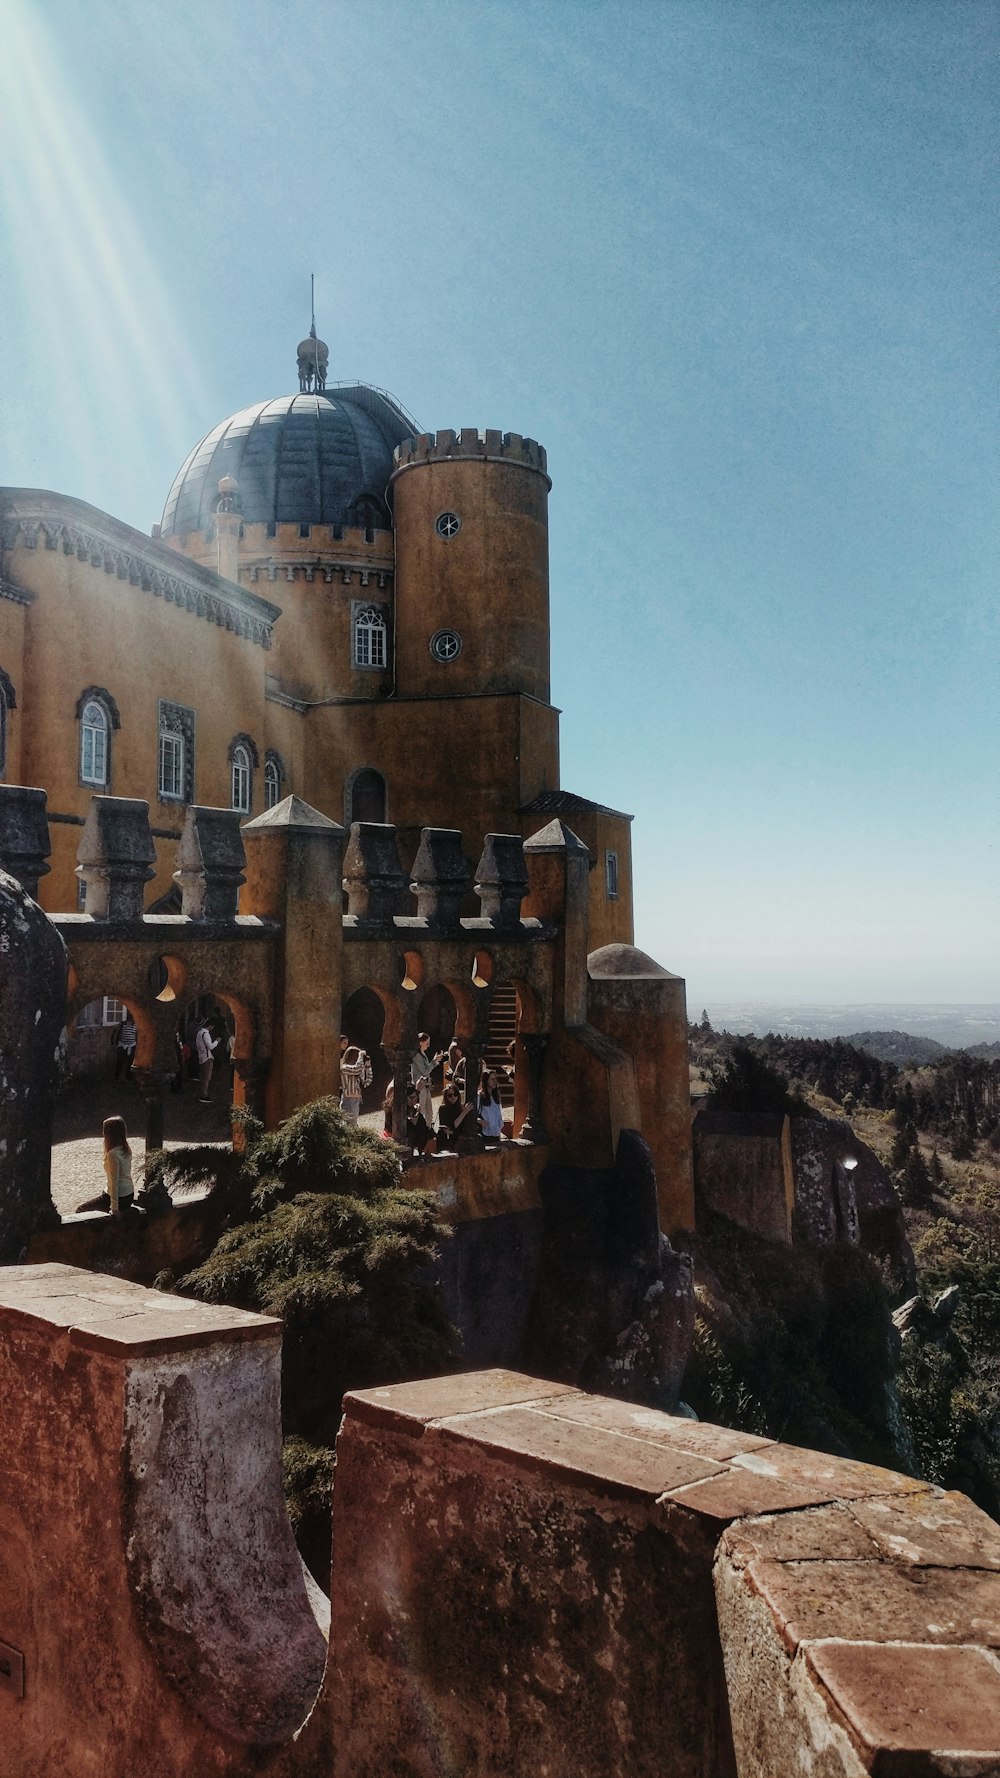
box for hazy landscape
[700,1003,1000,1052]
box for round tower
[389,429,551,702]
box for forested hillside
[688,1019,1000,1516]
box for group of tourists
[398,1032,509,1159]
[338,1027,511,1159]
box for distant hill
[846,1030,950,1066]
[967,1042,1000,1059]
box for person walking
[195,1019,218,1103]
[411,1031,444,1124]
[112,1011,137,1080]
[339,1038,371,1124]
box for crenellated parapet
[392,427,550,483]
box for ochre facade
[0,355,632,941]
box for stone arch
[67,988,155,1071]
[345,765,387,826]
[511,977,542,1035]
[342,985,392,1109]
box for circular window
[435,511,461,540]
[430,629,463,663]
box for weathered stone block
[76,795,155,920]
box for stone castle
[0,327,997,1774]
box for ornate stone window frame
[76,686,121,790]
[157,699,195,805]
[263,749,286,810]
[227,732,259,815]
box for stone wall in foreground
[1,1263,998,1777]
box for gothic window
[346,766,387,825]
[353,604,388,670]
[605,851,619,899]
[80,701,109,786]
[264,751,285,810]
[158,700,195,803]
[231,744,252,813]
[227,732,259,815]
[75,687,120,789]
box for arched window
[263,751,284,810]
[227,732,259,814]
[231,744,252,813]
[346,766,387,825]
[80,701,109,786]
[75,687,120,790]
[353,605,388,670]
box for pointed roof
[243,795,344,834]
[522,818,590,855]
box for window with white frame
[353,604,388,669]
[158,700,194,803]
[605,850,619,899]
[231,743,252,813]
[264,755,282,810]
[80,699,109,786]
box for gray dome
[160,385,419,536]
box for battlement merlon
[391,429,551,485]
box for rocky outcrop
[525,1128,695,1408]
[0,869,66,1261]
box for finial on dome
[297,273,329,392]
[215,474,241,513]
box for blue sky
[1,0,995,1002]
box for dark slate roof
[520,789,633,822]
[160,385,419,536]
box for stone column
[232,1057,270,1125]
[241,796,346,1128]
[0,785,51,900]
[76,797,155,920]
[522,818,591,1028]
[174,806,246,918]
[132,1068,172,1157]
[385,1044,412,1145]
[517,1033,550,1145]
[409,828,470,929]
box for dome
[160,385,419,537]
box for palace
[0,322,632,945]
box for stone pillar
[587,944,696,1237]
[241,795,346,1128]
[232,1057,270,1126]
[0,868,66,1257]
[174,807,246,918]
[132,1067,172,1157]
[342,822,408,924]
[76,797,155,920]
[409,828,470,928]
[522,818,591,1027]
[0,785,51,899]
[386,1043,412,1145]
[518,1033,550,1145]
[474,833,529,929]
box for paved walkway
[50,1071,232,1217]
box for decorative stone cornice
[0,491,280,650]
[247,559,392,590]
